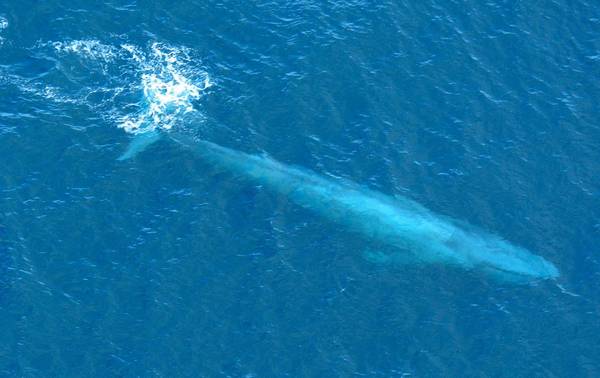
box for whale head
[446,228,559,282]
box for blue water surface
[1,1,599,376]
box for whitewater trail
[5,38,213,135]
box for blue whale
[119,131,559,282]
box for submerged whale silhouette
[119,131,559,282]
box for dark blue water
[1,1,599,376]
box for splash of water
[119,43,212,134]
[17,39,212,132]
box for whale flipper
[117,130,161,161]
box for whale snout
[540,259,560,279]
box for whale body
[119,132,559,282]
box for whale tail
[117,130,162,161]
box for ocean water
[1,1,599,376]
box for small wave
[19,84,82,105]
[52,40,119,61]
[0,16,8,46]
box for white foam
[17,39,212,134]
[118,42,212,134]
[52,40,119,61]
[121,44,145,63]
[19,84,81,104]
